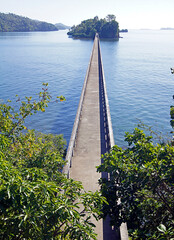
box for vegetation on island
[67,14,119,39]
[0,84,105,239]
[0,13,58,32]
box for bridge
[63,34,129,240]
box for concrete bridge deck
[70,35,104,239]
[70,36,101,192]
[63,35,128,240]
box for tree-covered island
[67,15,119,39]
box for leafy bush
[97,128,174,239]
[0,84,105,239]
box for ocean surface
[1,30,174,147]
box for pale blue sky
[0,0,174,29]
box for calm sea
[1,30,174,147]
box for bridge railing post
[98,39,115,149]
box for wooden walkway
[63,35,128,240]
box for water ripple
[1,30,174,147]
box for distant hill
[0,13,58,32]
[67,15,119,39]
[55,23,71,30]
[161,28,174,30]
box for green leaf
[157,224,166,233]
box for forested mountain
[0,13,57,32]
[55,23,71,30]
[67,15,119,39]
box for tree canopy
[106,14,116,22]
[0,84,105,239]
[97,128,174,239]
[67,15,119,39]
[0,13,58,32]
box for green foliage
[106,14,116,22]
[100,21,119,39]
[0,84,105,239]
[170,105,174,129]
[170,106,174,119]
[0,13,58,32]
[97,128,174,239]
[67,15,119,39]
[157,224,174,240]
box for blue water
[1,30,174,147]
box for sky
[0,0,174,29]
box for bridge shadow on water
[98,45,120,240]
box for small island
[119,29,128,33]
[67,15,119,39]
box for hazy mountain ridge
[160,27,174,30]
[55,23,71,30]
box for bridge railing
[98,38,129,240]
[98,39,115,150]
[62,36,97,177]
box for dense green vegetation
[1,77,173,239]
[0,84,105,239]
[67,15,119,39]
[0,13,58,32]
[97,127,174,239]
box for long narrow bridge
[63,34,129,240]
